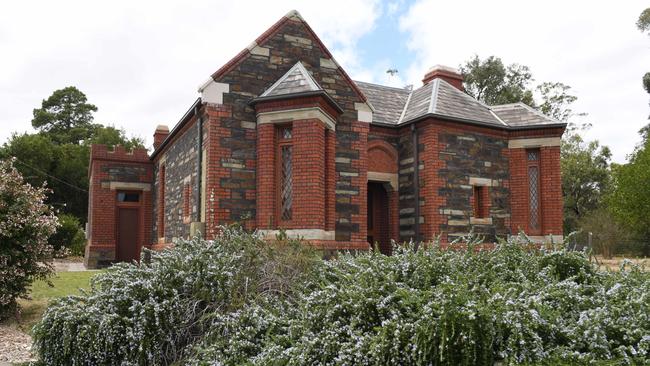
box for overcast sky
[1,0,648,162]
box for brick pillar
[291,119,326,229]
[325,129,336,231]
[541,146,563,235]
[257,123,276,229]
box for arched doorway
[367,182,391,255]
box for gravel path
[0,324,35,365]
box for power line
[11,157,88,193]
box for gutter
[194,104,204,223]
[411,123,420,248]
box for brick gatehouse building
[85,10,565,268]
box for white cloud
[0,0,381,148]
[398,0,650,162]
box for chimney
[422,65,464,90]
[153,125,169,150]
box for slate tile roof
[261,61,322,97]
[490,103,563,127]
[354,81,410,125]
[354,78,564,129]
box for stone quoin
[84,10,565,268]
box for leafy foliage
[31,86,98,145]
[34,230,650,365]
[637,8,650,35]
[0,87,143,223]
[561,134,612,233]
[33,227,319,365]
[460,55,535,106]
[608,128,650,256]
[48,213,86,257]
[187,236,650,366]
[0,159,58,320]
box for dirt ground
[593,256,649,271]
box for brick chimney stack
[153,125,169,150]
[422,65,464,91]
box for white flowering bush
[32,226,319,365]
[188,236,650,366]
[0,158,58,319]
[33,227,649,365]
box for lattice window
[280,145,293,220]
[526,149,541,232]
[528,166,539,230]
[278,126,293,222]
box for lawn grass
[12,270,100,332]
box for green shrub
[0,159,58,320]
[34,230,650,365]
[189,238,650,366]
[48,213,85,256]
[32,227,319,365]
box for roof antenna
[386,68,399,76]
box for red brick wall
[86,145,153,268]
[540,146,563,235]
[508,146,563,236]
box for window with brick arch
[527,149,541,235]
[277,125,293,222]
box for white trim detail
[105,182,151,191]
[469,177,496,187]
[354,102,373,123]
[258,229,335,241]
[368,171,398,191]
[198,79,229,105]
[470,217,493,225]
[257,107,336,130]
[508,137,561,149]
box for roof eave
[250,90,344,114]
[394,113,567,132]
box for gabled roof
[354,79,565,130]
[260,62,322,97]
[210,10,368,104]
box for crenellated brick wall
[86,144,152,268]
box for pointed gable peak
[261,61,322,97]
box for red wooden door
[368,182,390,255]
[117,208,140,262]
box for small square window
[281,127,292,140]
[117,192,140,202]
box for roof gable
[209,10,367,104]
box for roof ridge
[354,80,412,93]
[397,89,413,124]
[428,79,440,113]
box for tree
[608,126,650,255]
[32,86,98,144]
[637,8,650,34]
[460,55,535,106]
[561,134,612,234]
[0,158,58,319]
[1,88,144,225]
